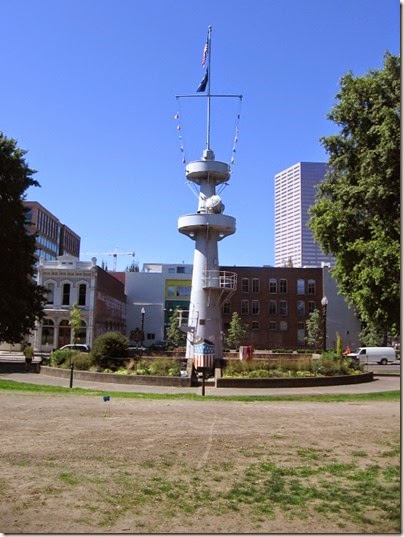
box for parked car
[149,340,168,351]
[59,344,91,353]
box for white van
[348,347,396,365]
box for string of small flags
[230,106,242,165]
[174,106,187,165]
[174,95,242,168]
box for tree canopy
[166,308,187,348]
[305,309,322,349]
[225,312,248,349]
[69,304,82,344]
[0,133,47,343]
[309,53,400,339]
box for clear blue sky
[2,0,399,270]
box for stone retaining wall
[215,372,374,388]
[38,367,374,389]
[40,366,193,387]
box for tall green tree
[0,133,47,343]
[166,308,187,348]
[305,309,322,349]
[226,312,248,349]
[69,304,82,344]
[309,53,400,339]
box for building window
[279,300,288,316]
[241,300,249,315]
[307,279,316,295]
[41,318,54,346]
[78,284,87,306]
[269,278,277,293]
[280,321,288,331]
[279,279,287,293]
[269,321,277,330]
[223,302,231,315]
[297,322,305,345]
[176,286,190,297]
[77,321,87,343]
[297,279,305,294]
[251,321,259,330]
[269,300,277,316]
[58,319,71,347]
[167,285,175,297]
[62,283,71,305]
[46,282,55,304]
[297,300,305,316]
[308,301,316,314]
[252,300,260,315]
[252,278,260,293]
[241,278,249,293]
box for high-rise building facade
[274,162,334,267]
[24,201,81,260]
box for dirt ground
[0,390,400,534]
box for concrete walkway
[0,370,400,397]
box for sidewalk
[0,370,400,397]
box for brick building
[221,266,324,349]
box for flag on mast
[197,28,210,92]
[197,69,208,92]
[201,40,208,68]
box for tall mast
[177,27,240,376]
[206,25,212,151]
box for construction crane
[85,248,135,271]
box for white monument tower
[177,27,240,374]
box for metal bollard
[69,364,74,388]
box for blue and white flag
[197,69,208,92]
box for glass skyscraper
[274,162,335,267]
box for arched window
[58,319,71,347]
[41,318,55,346]
[78,284,87,306]
[77,321,87,343]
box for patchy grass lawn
[0,389,400,533]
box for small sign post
[103,395,111,416]
[193,340,215,396]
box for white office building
[274,162,335,267]
[125,263,193,345]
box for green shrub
[134,359,151,375]
[91,332,129,366]
[115,368,130,375]
[149,358,180,376]
[50,349,73,367]
[223,355,360,378]
[70,352,94,371]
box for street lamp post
[140,307,145,347]
[321,296,328,353]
